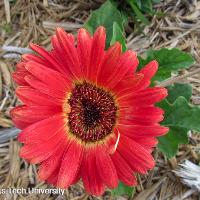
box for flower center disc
[68,82,117,142]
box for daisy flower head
[11,26,168,196]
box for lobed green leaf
[158,97,200,157]
[84,0,126,51]
[138,48,195,82]
[166,83,192,103]
[160,97,200,132]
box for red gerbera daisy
[11,26,168,196]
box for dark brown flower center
[68,82,117,142]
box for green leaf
[110,22,127,52]
[152,0,161,3]
[112,182,135,197]
[158,97,200,157]
[167,83,192,103]
[135,0,153,13]
[138,48,195,82]
[84,0,126,49]
[158,83,194,157]
[158,127,188,158]
[158,83,193,157]
[126,0,150,25]
[161,97,200,131]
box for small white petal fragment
[173,160,200,191]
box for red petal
[12,71,29,86]
[25,75,66,99]
[96,146,118,188]
[118,87,168,106]
[57,140,83,188]
[29,43,63,73]
[20,133,67,164]
[71,169,81,185]
[46,171,59,186]
[17,114,66,144]
[12,62,30,86]
[22,54,50,67]
[77,28,92,79]
[51,35,75,79]
[16,62,26,70]
[56,28,82,80]
[118,124,169,138]
[118,135,155,174]
[11,105,61,129]
[111,151,137,186]
[81,148,105,196]
[133,137,158,149]
[104,50,138,89]
[25,61,71,91]
[16,86,62,106]
[119,106,164,124]
[137,60,158,89]
[88,26,106,82]
[97,42,121,85]
[38,141,67,180]
[112,73,144,96]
